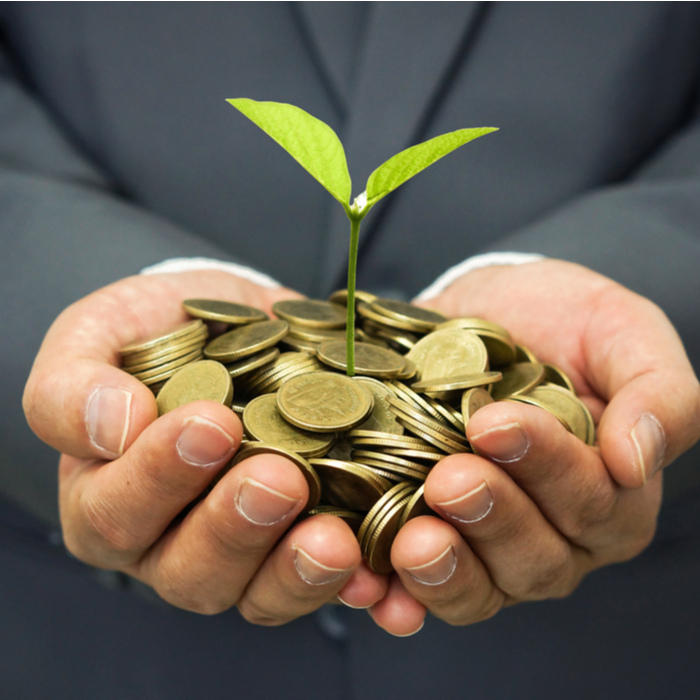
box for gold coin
[309,459,391,511]
[395,357,418,381]
[461,387,495,424]
[287,324,348,343]
[348,430,431,448]
[317,340,406,378]
[351,450,431,474]
[223,347,280,379]
[272,300,347,329]
[394,415,466,455]
[406,329,488,382]
[277,371,374,433]
[387,396,468,445]
[356,302,426,333]
[515,344,539,363]
[204,320,288,362]
[527,384,594,445]
[353,377,404,435]
[156,360,233,415]
[434,319,515,366]
[380,447,446,462]
[358,482,416,552]
[386,380,450,427]
[425,396,465,433]
[369,299,447,333]
[304,506,365,533]
[327,289,379,307]
[140,360,204,388]
[130,348,203,380]
[232,442,321,512]
[397,484,435,529]
[245,354,319,391]
[120,320,205,356]
[490,362,545,400]
[361,319,419,353]
[242,394,335,457]
[183,299,268,324]
[231,398,247,415]
[543,363,577,394]
[366,493,415,574]
[279,336,320,354]
[256,360,323,396]
[120,327,208,366]
[242,352,315,389]
[356,327,390,348]
[435,317,511,336]
[411,371,503,394]
[504,395,572,433]
[122,340,206,373]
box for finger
[423,453,592,601]
[59,400,241,569]
[336,560,389,610]
[585,287,700,488]
[367,574,427,637]
[391,515,506,627]
[466,402,660,560]
[234,514,361,625]
[132,453,310,615]
[23,269,301,460]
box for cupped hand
[23,270,387,623]
[368,259,700,635]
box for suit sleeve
[0,47,248,526]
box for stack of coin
[119,319,208,393]
[118,293,596,574]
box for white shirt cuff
[139,257,282,290]
[414,252,545,301]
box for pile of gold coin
[119,294,595,574]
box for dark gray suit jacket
[1,4,700,699]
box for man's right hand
[23,270,387,623]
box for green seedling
[228,98,497,376]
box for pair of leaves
[228,98,497,219]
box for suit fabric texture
[1,3,700,698]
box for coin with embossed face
[183,299,268,324]
[272,300,347,329]
[406,329,488,382]
[277,371,373,432]
[156,360,233,416]
[242,394,334,457]
[204,320,288,362]
[317,340,406,378]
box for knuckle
[566,481,617,540]
[82,494,140,557]
[154,565,233,615]
[237,598,286,627]
[521,549,576,600]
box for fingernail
[405,545,457,586]
[436,482,494,524]
[631,413,666,484]
[86,387,133,457]
[389,620,425,638]
[176,416,234,467]
[236,478,299,525]
[470,422,529,462]
[293,546,351,586]
[337,594,372,610]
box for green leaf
[228,98,352,207]
[364,127,498,208]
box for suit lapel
[318,2,486,293]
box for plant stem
[345,215,362,376]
